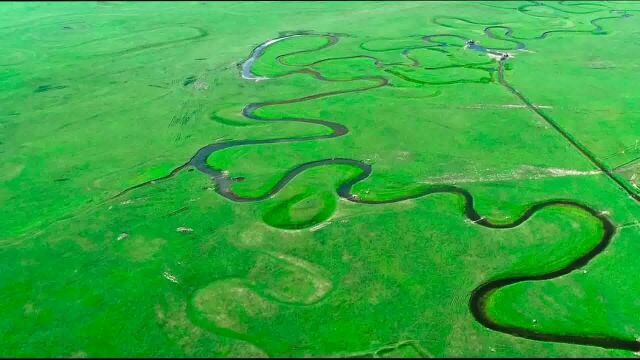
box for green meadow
[3,1,640,357]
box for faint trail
[107,26,209,56]
[613,156,640,171]
[421,166,601,185]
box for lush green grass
[3,1,640,357]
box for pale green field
[3,1,640,357]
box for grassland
[3,1,640,357]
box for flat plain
[3,1,640,357]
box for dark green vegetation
[3,1,640,357]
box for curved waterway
[114,21,640,353]
[240,34,301,80]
